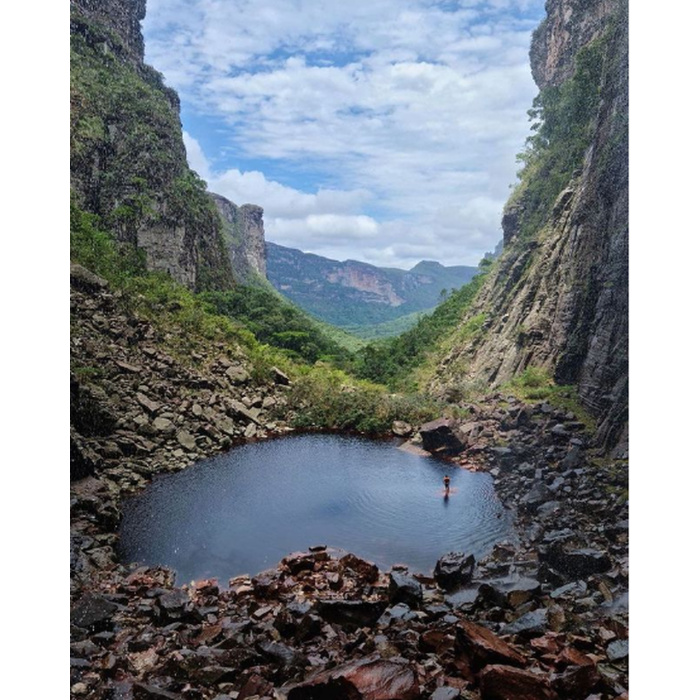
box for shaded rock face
[70,0,234,292]
[210,194,267,282]
[430,0,628,450]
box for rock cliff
[430,0,628,450]
[210,194,268,282]
[70,0,234,291]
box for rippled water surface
[120,434,513,584]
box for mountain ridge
[266,240,480,330]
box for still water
[119,434,513,584]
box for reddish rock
[455,620,527,672]
[479,664,556,700]
[287,656,419,700]
[554,646,595,668]
[419,629,454,656]
[283,551,317,575]
[340,553,379,583]
[551,663,601,699]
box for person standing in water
[443,474,451,493]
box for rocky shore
[70,266,628,699]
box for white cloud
[144,0,545,267]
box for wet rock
[389,571,423,608]
[479,664,557,700]
[287,655,419,700]
[419,418,464,454]
[317,599,387,629]
[70,594,119,632]
[455,620,527,671]
[434,552,475,590]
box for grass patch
[503,367,596,432]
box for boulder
[176,430,197,451]
[419,419,464,454]
[388,571,423,608]
[479,664,557,700]
[478,577,541,609]
[271,366,291,385]
[287,655,419,700]
[501,608,549,637]
[434,552,475,590]
[455,620,527,671]
[225,365,249,384]
[392,420,413,437]
[70,263,108,293]
[282,551,317,576]
[340,553,379,583]
[316,599,387,629]
[539,543,612,579]
[70,594,118,632]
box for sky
[142,0,546,268]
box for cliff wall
[430,0,628,449]
[210,194,268,282]
[70,0,234,291]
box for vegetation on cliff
[508,36,605,242]
[70,5,233,291]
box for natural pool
[119,434,513,584]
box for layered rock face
[70,0,234,291]
[431,0,628,450]
[210,194,268,282]
[267,242,479,329]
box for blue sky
[142,0,545,267]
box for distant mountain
[266,242,479,330]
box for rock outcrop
[430,0,628,450]
[70,0,234,291]
[210,194,268,282]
